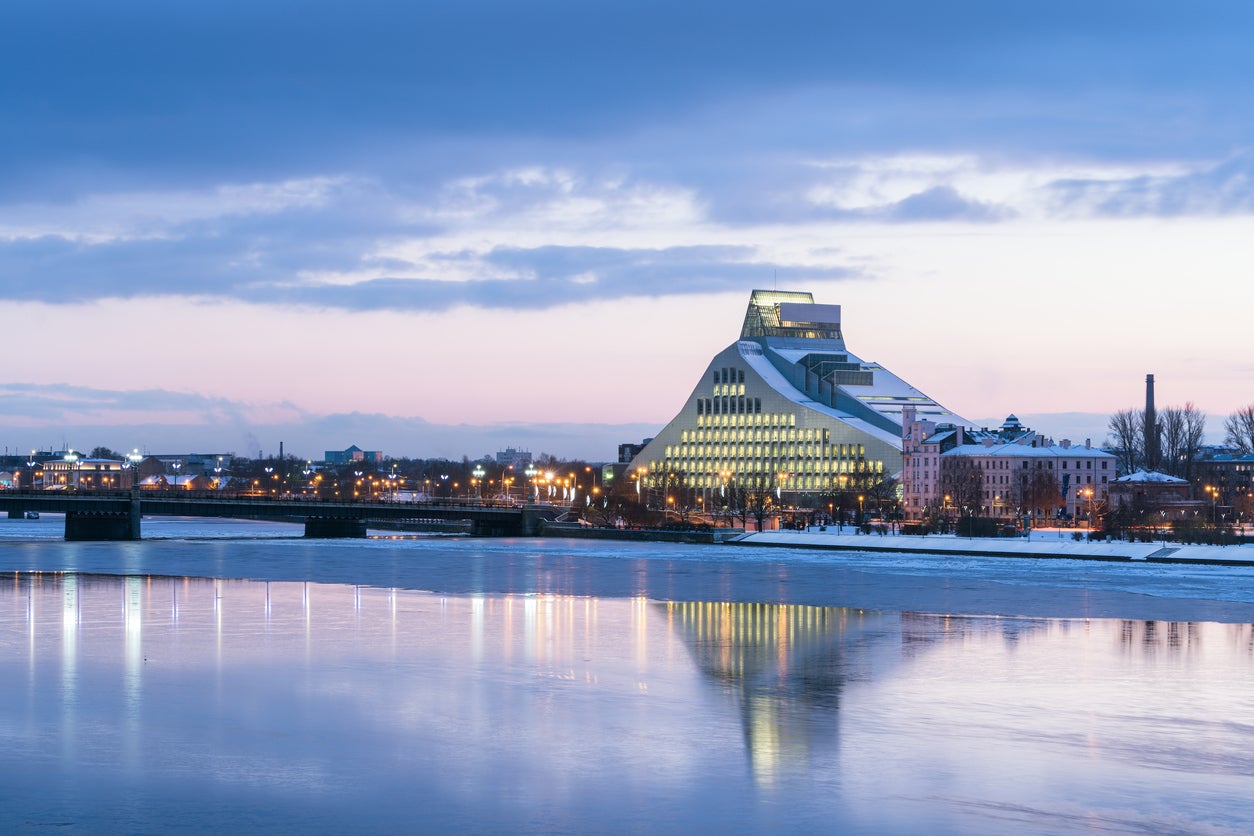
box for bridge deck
[0,490,562,538]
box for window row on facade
[666,442,867,461]
[646,466,884,493]
[650,456,884,478]
[695,412,799,428]
[681,425,859,447]
[698,396,760,415]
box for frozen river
[2,516,1254,833]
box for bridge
[0,490,563,540]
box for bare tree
[738,472,776,531]
[1107,408,1144,474]
[1225,404,1254,454]
[1007,467,1062,526]
[1160,403,1206,481]
[940,455,983,516]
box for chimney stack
[1144,374,1159,471]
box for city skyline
[5,2,1254,460]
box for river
[1,515,1252,834]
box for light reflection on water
[3,574,1254,834]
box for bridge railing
[0,487,566,511]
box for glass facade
[632,290,961,498]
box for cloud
[6,0,1254,198]
[261,245,854,311]
[882,186,1014,223]
[0,381,650,461]
[0,160,858,310]
[1046,152,1254,217]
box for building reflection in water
[663,601,891,785]
[7,570,1254,818]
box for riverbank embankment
[539,521,744,544]
[736,527,1254,566]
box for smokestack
[1144,374,1159,472]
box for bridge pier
[520,506,550,537]
[8,510,23,519]
[65,500,141,541]
[304,516,367,538]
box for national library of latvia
[630,290,966,498]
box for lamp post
[525,465,538,502]
[64,451,79,492]
[472,465,485,500]
[128,449,143,493]
[26,454,37,491]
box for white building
[631,290,967,500]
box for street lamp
[128,449,143,493]
[472,465,485,499]
[525,465,538,501]
[64,451,79,491]
[26,454,37,491]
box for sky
[4,0,1254,461]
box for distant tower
[1144,374,1160,472]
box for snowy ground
[740,525,1254,565]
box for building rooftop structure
[630,290,966,500]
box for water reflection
[665,602,876,785]
[4,573,1254,834]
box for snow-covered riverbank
[738,526,1254,565]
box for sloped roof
[944,442,1115,459]
[1113,469,1188,484]
[737,342,903,448]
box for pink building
[901,406,1115,523]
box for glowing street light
[127,449,143,493]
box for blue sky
[4,1,1253,460]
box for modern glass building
[630,290,966,498]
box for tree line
[1107,402,1254,477]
